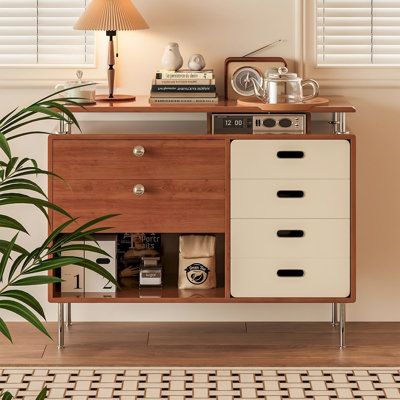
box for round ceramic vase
[188,54,206,71]
[161,42,184,71]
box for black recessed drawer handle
[277,269,305,277]
[277,230,305,238]
[277,190,304,198]
[96,258,111,265]
[277,151,304,159]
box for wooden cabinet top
[67,95,356,114]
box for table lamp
[74,0,149,102]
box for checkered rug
[1,367,400,399]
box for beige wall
[0,0,398,322]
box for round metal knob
[133,145,145,157]
[133,184,145,196]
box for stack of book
[149,69,218,104]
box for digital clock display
[212,115,253,134]
[223,117,245,128]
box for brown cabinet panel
[52,139,225,180]
[52,179,225,233]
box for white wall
[0,0,398,322]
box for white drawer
[231,179,349,219]
[231,258,350,298]
[231,219,350,259]
[231,139,350,180]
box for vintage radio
[212,113,307,135]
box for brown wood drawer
[52,139,225,180]
[52,179,225,233]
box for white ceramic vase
[188,54,206,71]
[161,42,183,71]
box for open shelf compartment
[49,233,227,303]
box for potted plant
[0,90,117,398]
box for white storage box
[61,241,84,293]
[84,234,117,293]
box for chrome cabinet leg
[332,112,350,135]
[331,303,338,327]
[67,303,72,327]
[339,303,346,349]
[58,303,65,349]
[55,113,73,135]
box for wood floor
[1,322,400,367]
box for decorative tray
[237,97,330,111]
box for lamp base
[96,94,136,102]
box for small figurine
[188,54,206,71]
[161,42,183,71]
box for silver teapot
[251,67,319,104]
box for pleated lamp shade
[74,0,149,31]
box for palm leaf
[25,256,82,274]
[35,83,93,104]
[0,106,17,126]
[0,179,47,198]
[12,276,62,286]
[56,243,111,258]
[0,391,13,400]
[8,131,54,141]
[39,101,81,132]
[8,253,27,281]
[36,387,48,400]
[0,215,28,233]
[70,214,117,234]
[0,194,72,219]
[0,234,18,282]
[26,256,118,287]
[1,116,59,136]
[0,133,11,159]
[5,157,18,177]
[20,247,42,272]
[0,290,45,319]
[37,218,77,257]
[75,258,118,287]
[11,168,62,181]
[0,240,28,256]
[0,317,12,343]
[0,111,35,136]
[52,226,113,251]
[48,214,116,252]
[24,105,70,123]
[0,300,51,339]
[15,157,31,170]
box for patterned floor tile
[1,367,400,399]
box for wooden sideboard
[49,97,356,348]
[49,134,355,302]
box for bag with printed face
[178,235,216,290]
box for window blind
[317,0,400,65]
[0,0,94,65]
